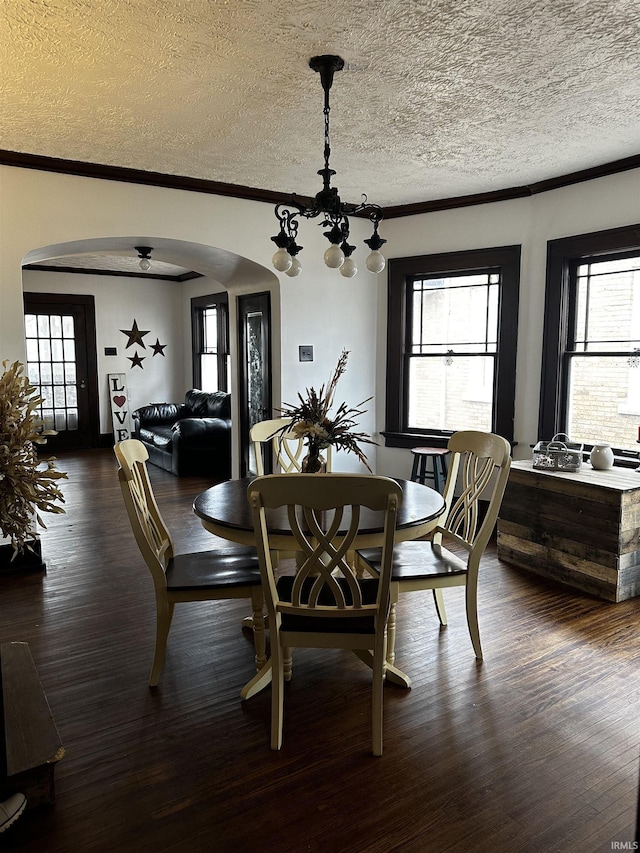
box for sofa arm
[172,417,230,443]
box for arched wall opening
[21,236,281,477]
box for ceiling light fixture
[271,55,386,279]
[135,246,153,271]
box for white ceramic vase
[590,443,614,470]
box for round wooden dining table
[193,476,445,549]
[193,475,446,697]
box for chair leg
[433,588,448,626]
[372,634,387,757]
[251,587,266,670]
[283,647,293,681]
[271,643,285,750]
[465,583,483,660]
[150,599,174,687]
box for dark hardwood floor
[0,449,638,852]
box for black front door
[23,293,100,450]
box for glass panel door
[25,311,79,433]
[23,293,99,450]
[238,292,271,476]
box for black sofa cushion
[185,389,230,419]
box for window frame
[539,223,640,464]
[191,292,229,392]
[384,245,520,448]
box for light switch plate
[299,346,314,362]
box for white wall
[24,269,184,432]
[2,163,640,480]
[377,170,640,479]
[0,165,378,473]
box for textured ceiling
[25,251,194,278]
[3,0,640,210]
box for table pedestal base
[240,650,412,700]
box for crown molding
[2,148,640,220]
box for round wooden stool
[410,446,450,493]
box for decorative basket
[532,433,583,472]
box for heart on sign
[113,395,126,408]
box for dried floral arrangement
[0,360,68,553]
[276,349,376,472]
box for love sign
[108,374,133,442]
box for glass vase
[302,448,327,473]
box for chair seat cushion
[358,540,467,581]
[166,547,261,591]
[276,574,379,634]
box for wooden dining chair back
[248,473,402,755]
[358,430,511,668]
[115,438,265,687]
[250,417,332,474]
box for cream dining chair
[248,473,402,756]
[115,438,266,687]
[358,430,511,668]
[250,417,332,474]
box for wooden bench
[497,460,640,602]
[1,642,65,809]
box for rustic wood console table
[496,460,640,602]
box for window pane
[50,315,63,338]
[63,339,75,361]
[37,315,50,337]
[574,265,640,350]
[53,385,66,407]
[407,356,493,432]
[203,307,218,352]
[26,339,39,361]
[51,339,64,361]
[567,355,640,451]
[39,339,51,361]
[62,316,75,337]
[410,277,498,353]
[25,314,37,337]
[200,353,218,392]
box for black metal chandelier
[271,55,386,279]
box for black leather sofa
[131,389,232,478]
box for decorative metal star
[151,339,167,357]
[120,320,150,349]
[128,351,145,369]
